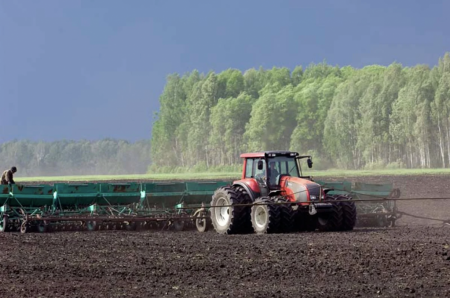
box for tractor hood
[280,176,324,204]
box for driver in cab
[268,162,279,186]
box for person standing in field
[1,166,17,185]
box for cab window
[245,159,254,178]
[287,160,299,176]
[267,157,300,178]
[254,159,266,177]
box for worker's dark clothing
[1,170,15,185]
[268,168,279,186]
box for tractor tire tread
[337,195,357,231]
[317,195,343,232]
[210,186,251,235]
[276,197,295,233]
[251,197,281,234]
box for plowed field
[1,174,449,297]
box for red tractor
[210,151,357,234]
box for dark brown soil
[0,227,449,298]
[2,174,449,297]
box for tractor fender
[233,182,260,201]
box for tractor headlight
[310,195,317,201]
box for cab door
[254,159,268,197]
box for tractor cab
[239,151,313,197]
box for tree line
[4,53,449,176]
[151,53,450,171]
[0,139,151,177]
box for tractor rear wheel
[250,197,280,234]
[210,186,251,234]
[337,195,357,231]
[316,195,343,232]
[234,186,257,233]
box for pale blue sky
[0,0,449,142]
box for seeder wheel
[20,221,28,234]
[135,221,144,231]
[86,220,98,231]
[125,221,136,231]
[195,213,210,233]
[37,221,48,233]
[0,215,8,232]
[173,220,185,231]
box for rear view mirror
[257,160,264,170]
[307,158,313,168]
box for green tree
[187,73,219,167]
[209,93,254,165]
[148,52,450,171]
[244,85,297,151]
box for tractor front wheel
[250,197,281,234]
[275,197,295,233]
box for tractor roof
[240,151,299,158]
